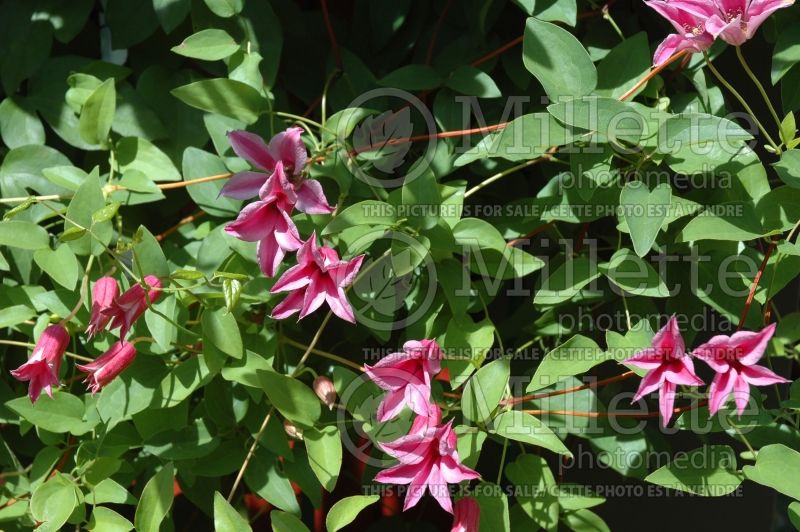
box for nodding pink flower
[270,232,364,322]
[220,129,334,214]
[624,315,704,426]
[76,341,136,394]
[313,376,337,410]
[104,275,162,338]
[375,411,479,514]
[364,340,443,422]
[224,163,303,277]
[10,325,70,403]
[681,0,794,45]
[86,277,119,338]
[693,323,789,415]
[645,1,715,65]
[451,497,481,532]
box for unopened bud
[313,376,337,410]
[283,419,303,440]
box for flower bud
[313,376,337,410]
[451,497,480,532]
[283,419,303,440]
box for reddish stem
[523,401,705,418]
[738,236,778,330]
[502,371,637,406]
[321,0,342,71]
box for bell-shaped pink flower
[693,323,789,415]
[645,1,715,65]
[76,341,137,394]
[225,163,304,277]
[451,497,480,532]
[103,275,162,338]
[364,339,442,422]
[270,232,364,322]
[220,129,334,214]
[681,0,793,45]
[86,277,119,338]
[375,408,479,514]
[313,376,337,410]
[625,315,704,426]
[10,324,70,402]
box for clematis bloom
[451,497,481,532]
[220,129,334,214]
[86,276,119,338]
[375,410,479,513]
[625,315,704,426]
[224,163,303,277]
[270,232,364,322]
[364,339,442,422]
[10,324,70,402]
[645,0,715,65]
[104,275,162,337]
[76,341,137,394]
[693,323,789,415]
[682,0,794,45]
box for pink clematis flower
[451,497,481,532]
[86,276,119,338]
[645,0,715,65]
[76,341,137,394]
[693,323,789,415]
[682,0,794,45]
[10,324,70,403]
[624,315,704,426]
[104,275,162,338]
[364,339,442,422]
[224,163,303,277]
[375,408,480,513]
[220,128,334,214]
[270,232,364,322]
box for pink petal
[427,463,454,514]
[708,369,736,415]
[739,364,790,386]
[659,380,677,427]
[298,275,327,319]
[625,348,663,369]
[691,335,733,373]
[295,179,334,214]
[404,383,432,417]
[225,201,275,241]
[219,171,268,199]
[375,461,420,484]
[734,323,776,366]
[267,127,307,175]
[440,456,480,484]
[376,388,409,422]
[228,130,276,171]
[663,359,704,386]
[733,374,751,416]
[270,263,315,293]
[632,367,665,402]
[257,235,286,278]
[271,290,305,320]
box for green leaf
[0,305,36,328]
[595,32,650,100]
[6,391,92,434]
[789,501,800,530]
[182,147,241,217]
[533,256,601,306]
[79,78,116,146]
[325,495,380,532]
[446,65,501,98]
[522,17,596,100]
[379,65,442,91]
[153,0,191,33]
[0,144,71,198]
[305,426,343,492]
[322,200,396,235]
[66,171,112,256]
[563,509,610,532]
[0,220,49,250]
[133,463,175,532]
[244,450,300,514]
[0,97,45,148]
[620,181,671,257]
[780,112,797,147]
[271,510,310,531]
[505,454,559,529]
[87,507,134,532]
[202,308,243,358]
[774,149,800,188]
[171,29,239,61]
[116,137,181,182]
[30,474,77,532]
[548,97,643,143]
[462,358,510,423]
[527,335,610,392]
[742,443,800,499]
[213,492,252,532]
[132,225,170,278]
[772,25,800,85]
[171,78,267,124]
[204,0,243,17]
[257,371,321,427]
[599,248,669,298]
[34,245,80,290]
[646,445,743,496]
[490,410,572,457]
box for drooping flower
[364,339,443,422]
[313,376,337,410]
[645,1,715,65]
[220,129,334,214]
[624,315,704,426]
[375,407,479,513]
[451,497,481,532]
[270,232,364,322]
[224,163,303,277]
[86,277,119,338]
[104,275,162,337]
[76,341,137,394]
[692,323,789,415]
[10,324,70,403]
[682,0,794,45]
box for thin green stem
[0,340,93,363]
[735,46,783,138]
[496,438,509,485]
[464,157,549,198]
[280,337,364,372]
[704,53,782,154]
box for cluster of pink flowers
[365,339,480,524]
[646,0,793,65]
[10,276,162,402]
[222,129,363,323]
[625,315,789,425]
